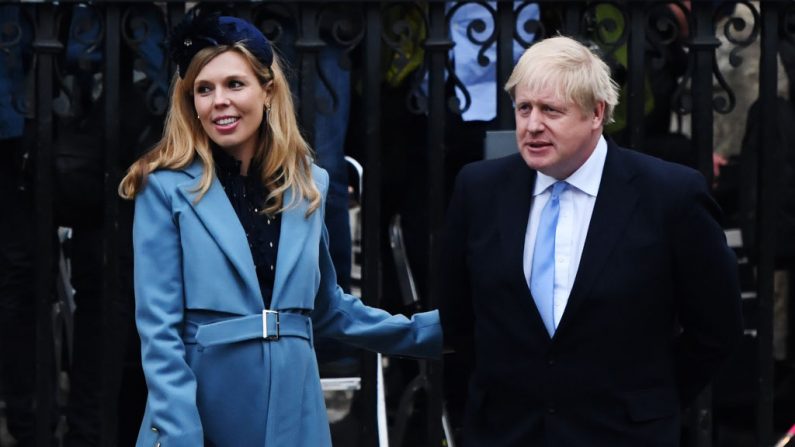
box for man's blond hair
[505,35,619,124]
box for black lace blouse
[212,146,281,308]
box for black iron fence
[1,1,793,446]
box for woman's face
[193,50,271,162]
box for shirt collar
[212,144,243,177]
[533,135,607,197]
[211,144,264,185]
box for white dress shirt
[523,136,608,329]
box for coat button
[547,359,555,366]
[548,407,556,414]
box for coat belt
[183,310,312,348]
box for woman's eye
[229,80,244,88]
[195,85,211,95]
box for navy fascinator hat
[169,12,273,78]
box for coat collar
[496,142,641,341]
[176,159,313,310]
[554,141,640,335]
[270,184,312,308]
[495,155,552,340]
[177,160,263,306]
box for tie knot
[550,181,567,199]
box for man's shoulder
[457,153,527,183]
[609,143,703,185]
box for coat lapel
[177,161,263,306]
[555,145,639,334]
[270,186,311,308]
[496,156,552,339]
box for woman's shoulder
[147,168,190,188]
[141,161,202,196]
[151,159,202,182]
[310,163,329,192]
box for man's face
[513,83,604,179]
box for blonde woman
[119,13,441,447]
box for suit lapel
[496,156,552,339]
[270,186,311,308]
[555,145,639,335]
[498,159,535,278]
[178,161,263,305]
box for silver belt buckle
[262,310,280,340]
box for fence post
[359,3,383,445]
[32,3,60,446]
[690,1,719,184]
[756,2,780,446]
[297,3,322,144]
[101,4,123,445]
[688,3,721,445]
[425,1,451,445]
[625,1,646,150]
[496,1,514,129]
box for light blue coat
[133,160,442,447]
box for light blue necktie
[531,181,567,336]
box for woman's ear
[262,80,274,104]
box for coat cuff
[413,310,443,360]
[147,427,203,447]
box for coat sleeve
[672,169,743,405]
[309,170,442,359]
[437,166,476,423]
[438,165,475,361]
[133,173,203,446]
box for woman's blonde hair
[504,35,620,124]
[118,43,320,217]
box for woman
[119,13,441,447]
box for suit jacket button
[547,359,555,366]
[547,407,556,414]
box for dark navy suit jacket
[440,141,743,447]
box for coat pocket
[624,387,679,422]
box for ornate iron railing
[0,1,790,446]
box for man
[439,36,742,446]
